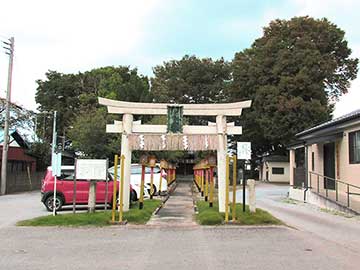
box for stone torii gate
[99,97,251,212]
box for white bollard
[247,179,256,213]
[88,180,97,213]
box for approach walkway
[147,180,197,227]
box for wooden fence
[3,170,45,194]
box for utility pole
[1,37,14,196]
[51,111,58,216]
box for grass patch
[17,199,162,227]
[282,198,299,205]
[196,201,283,226]
[320,208,354,218]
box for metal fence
[309,171,360,213]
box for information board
[76,159,108,180]
[51,152,62,177]
[237,142,251,160]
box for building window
[349,130,360,164]
[272,167,284,175]
[312,152,315,171]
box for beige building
[288,109,360,213]
[260,155,290,183]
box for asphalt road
[0,183,360,269]
[0,191,47,229]
[1,225,358,270]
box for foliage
[35,71,80,143]
[151,55,231,125]
[196,201,283,225]
[67,108,121,159]
[26,142,51,171]
[17,199,162,226]
[35,66,150,158]
[230,16,358,156]
[0,99,36,138]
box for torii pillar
[216,115,227,212]
[121,114,133,211]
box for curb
[153,181,178,216]
[191,183,199,215]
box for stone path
[147,181,197,227]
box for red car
[41,166,136,211]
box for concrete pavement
[234,182,360,251]
[147,182,197,227]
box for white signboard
[51,152,62,177]
[237,142,251,160]
[76,159,108,180]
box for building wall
[338,125,360,187]
[307,122,360,190]
[0,146,36,171]
[0,139,21,147]
[308,143,324,177]
[261,161,290,183]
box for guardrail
[308,171,360,212]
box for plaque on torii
[99,97,251,212]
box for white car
[109,164,168,201]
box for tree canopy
[35,66,150,159]
[0,99,36,138]
[151,55,231,125]
[34,16,358,163]
[67,108,121,159]
[229,16,358,155]
[151,55,231,104]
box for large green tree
[230,16,358,156]
[67,108,121,159]
[151,55,231,104]
[35,71,82,142]
[35,66,150,159]
[151,55,231,125]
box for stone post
[289,149,295,186]
[216,115,227,213]
[247,179,256,213]
[121,113,133,211]
[88,180,97,213]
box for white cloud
[0,0,163,110]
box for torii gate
[99,97,251,212]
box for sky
[0,0,359,117]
